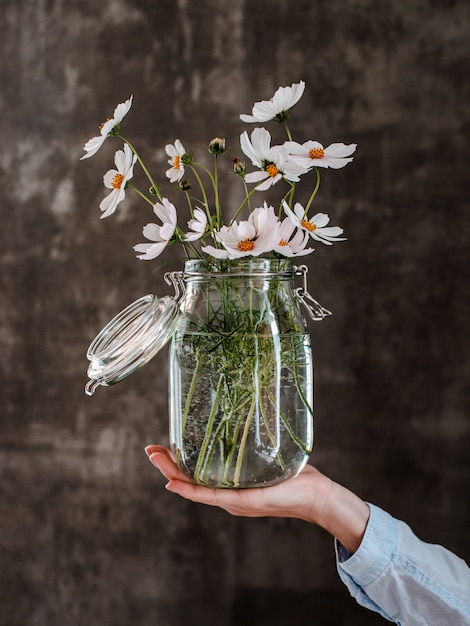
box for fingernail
[144,446,154,457]
[148,454,161,469]
[165,482,177,493]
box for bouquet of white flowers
[81,80,355,262]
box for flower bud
[208,137,226,155]
[179,179,192,191]
[233,157,247,176]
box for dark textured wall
[1,1,469,625]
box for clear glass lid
[85,294,180,396]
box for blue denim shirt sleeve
[335,504,470,625]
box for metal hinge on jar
[294,265,332,321]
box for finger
[165,479,267,517]
[145,447,195,484]
[144,444,173,459]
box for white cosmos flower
[240,127,307,191]
[165,139,187,183]
[274,217,314,257]
[240,81,305,123]
[286,140,357,170]
[134,198,177,260]
[80,96,133,160]
[185,208,207,241]
[99,144,137,219]
[204,205,280,259]
[283,202,346,245]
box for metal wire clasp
[294,265,332,321]
[164,271,186,302]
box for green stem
[129,185,155,206]
[283,121,293,141]
[230,185,258,225]
[193,373,225,483]
[292,355,314,417]
[305,168,321,213]
[181,354,202,432]
[256,389,287,471]
[118,134,162,200]
[184,190,195,217]
[189,164,212,223]
[266,386,311,454]
[279,181,296,216]
[213,155,222,226]
[233,394,257,487]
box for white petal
[240,131,261,165]
[80,135,106,159]
[160,222,176,241]
[284,140,304,155]
[251,101,277,121]
[142,222,162,241]
[251,127,272,155]
[288,155,314,169]
[134,241,167,260]
[324,143,357,157]
[113,95,133,123]
[100,118,117,137]
[99,190,121,218]
[244,171,269,184]
[311,213,330,228]
[255,175,279,191]
[282,202,301,228]
[322,157,354,169]
[174,139,185,154]
[240,114,259,123]
[153,199,177,226]
[201,245,229,259]
[103,168,118,188]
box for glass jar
[168,258,314,489]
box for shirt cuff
[336,503,399,588]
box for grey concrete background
[1,1,469,625]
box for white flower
[185,208,207,241]
[204,205,280,259]
[286,140,357,170]
[134,198,177,260]
[274,217,314,257]
[240,127,307,191]
[283,202,346,245]
[80,96,133,160]
[240,81,305,123]
[165,139,187,183]
[98,144,137,219]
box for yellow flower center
[173,155,181,169]
[309,147,325,160]
[266,164,279,177]
[112,173,125,189]
[278,239,288,246]
[301,220,317,232]
[238,239,255,252]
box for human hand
[144,444,332,522]
[145,445,370,553]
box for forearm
[301,472,370,553]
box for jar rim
[183,258,296,277]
